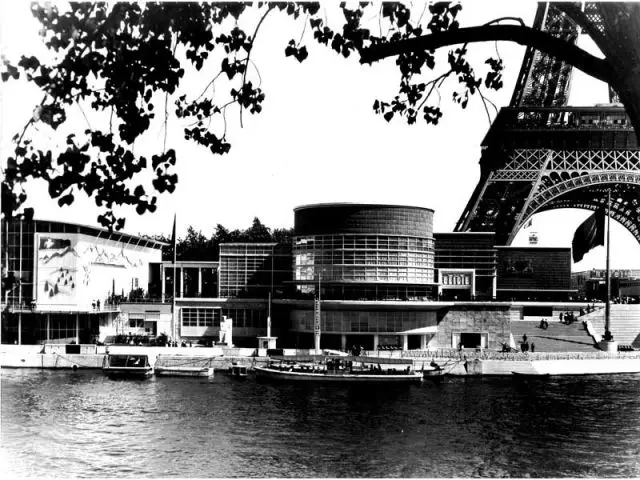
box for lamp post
[268,245,273,338]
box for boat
[422,365,445,380]
[512,371,551,378]
[154,355,214,377]
[103,354,153,378]
[230,362,248,378]
[255,355,423,383]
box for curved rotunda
[292,203,436,301]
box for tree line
[149,217,293,261]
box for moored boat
[255,355,422,383]
[154,355,214,377]
[511,371,551,378]
[422,367,445,380]
[103,354,153,378]
[155,365,214,377]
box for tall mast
[268,246,273,337]
[172,214,177,343]
[314,271,321,353]
[605,190,611,338]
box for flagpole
[172,214,177,344]
[604,190,611,339]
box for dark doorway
[460,333,482,348]
[408,335,421,350]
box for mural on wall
[79,244,144,291]
[37,232,159,310]
[82,245,144,269]
[38,236,79,301]
[503,259,534,277]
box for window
[129,317,144,328]
[181,308,220,327]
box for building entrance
[460,333,482,349]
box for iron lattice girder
[511,3,580,108]
[538,184,640,243]
[510,3,620,108]
[518,170,640,232]
[457,1,637,246]
[456,148,640,245]
[492,149,640,181]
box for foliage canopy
[2,2,638,230]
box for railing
[120,297,167,304]
[1,301,121,313]
[493,107,632,131]
[402,349,640,361]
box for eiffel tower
[454,3,640,246]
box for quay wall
[434,305,513,350]
[0,344,268,370]
[3,345,640,376]
[1,352,105,369]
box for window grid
[181,308,221,327]
[291,309,436,333]
[293,234,435,285]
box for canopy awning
[399,326,438,334]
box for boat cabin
[106,354,151,369]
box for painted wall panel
[36,233,161,311]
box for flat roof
[294,202,434,213]
[496,246,571,251]
[500,105,627,113]
[220,242,278,246]
[434,232,495,235]
[31,218,167,249]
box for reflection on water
[2,370,640,477]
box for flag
[171,214,177,262]
[524,219,533,229]
[572,208,605,263]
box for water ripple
[2,370,640,477]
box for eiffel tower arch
[454,3,640,246]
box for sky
[1,1,639,270]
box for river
[2,369,640,477]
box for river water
[2,369,640,478]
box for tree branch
[360,24,614,85]
[240,5,273,128]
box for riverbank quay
[3,344,640,376]
[404,349,640,376]
[0,344,270,371]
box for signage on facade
[591,269,640,279]
[314,299,321,333]
[440,270,473,289]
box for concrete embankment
[0,345,269,371]
[411,351,640,376]
[3,345,640,376]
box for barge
[255,355,423,383]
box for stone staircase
[578,304,640,347]
[609,305,640,347]
[510,318,599,353]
